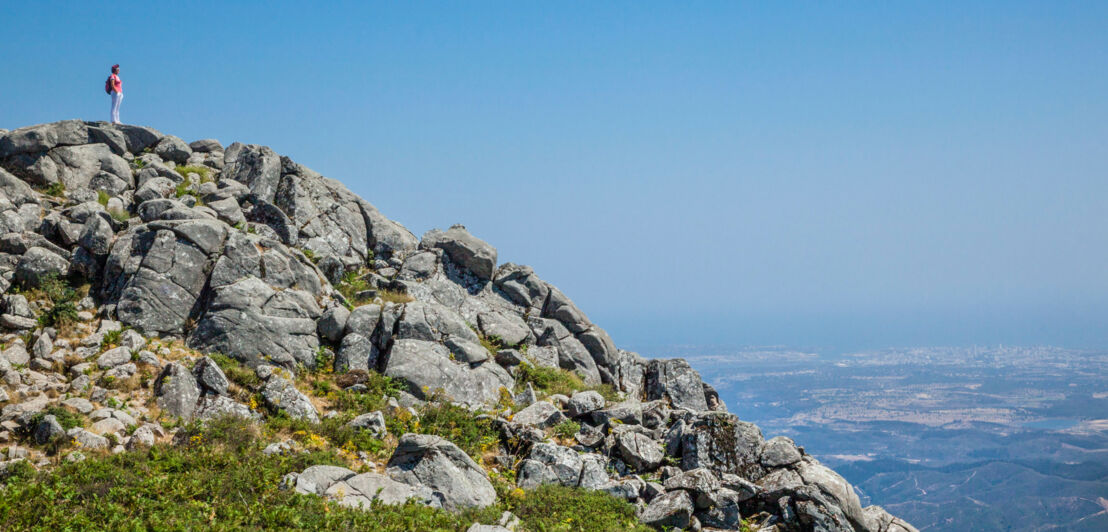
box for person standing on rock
[107,64,123,124]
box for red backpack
[105,76,113,94]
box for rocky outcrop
[0,120,914,532]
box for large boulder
[0,120,88,158]
[189,277,321,369]
[680,412,766,480]
[386,434,496,511]
[260,371,319,423]
[154,362,201,420]
[382,339,512,407]
[645,358,710,412]
[0,167,37,205]
[420,225,497,281]
[222,143,282,202]
[640,490,694,529]
[797,459,868,531]
[15,246,70,287]
[102,220,228,335]
[153,135,192,164]
[326,472,439,509]
[516,442,586,489]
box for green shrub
[174,164,211,183]
[101,329,123,349]
[96,190,110,206]
[550,419,580,440]
[389,402,499,461]
[174,180,191,198]
[20,273,81,330]
[502,484,650,532]
[29,406,85,431]
[515,362,620,402]
[209,353,261,390]
[42,182,66,197]
[108,207,130,223]
[0,417,475,531]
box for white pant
[110,92,123,124]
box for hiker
[106,64,123,124]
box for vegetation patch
[515,362,619,402]
[174,164,212,183]
[15,273,83,333]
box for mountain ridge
[0,120,915,532]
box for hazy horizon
[4,2,1106,350]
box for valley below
[640,344,1108,531]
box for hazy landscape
[640,344,1108,531]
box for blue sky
[3,2,1107,350]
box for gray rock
[864,505,920,532]
[329,472,440,509]
[343,303,381,337]
[97,346,132,369]
[31,333,53,360]
[387,433,496,511]
[127,425,157,449]
[205,197,246,227]
[761,436,803,467]
[193,356,230,395]
[420,225,497,281]
[15,247,70,287]
[134,176,175,203]
[194,395,260,421]
[335,333,377,372]
[67,428,109,450]
[189,277,321,369]
[189,139,223,153]
[0,167,37,205]
[222,143,282,203]
[510,401,565,429]
[383,339,513,407]
[61,397,94,414]
[113,124,164,153]
[261,373,319,423]
[78,215,114,257]
[640,490,694,529]
[0,120,88,158]
[316,306,350,343]
[566,390,606,418]
[119,329,147,351]
[103,220,229,335]
[347,411,386,437]
[591,401,643,427]
[154,362,201,420]
[680,412,765,480]
[33,414,66,444]
[616,431,664,472]
[2,343,30,366]
[154,135,192,165]
[797,459,868,530]
[295,464,355,495]
[444,337,490,364]
[516,442,584,489]
[477,311,531,347]
[664,467,721,497]
[698,488,745,529]
[645,358,709,412]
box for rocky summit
[0,120,915,531]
